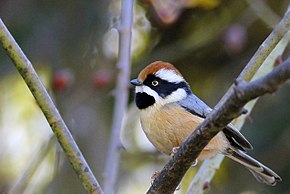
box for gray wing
[224,123,253,151]
[177,93,212,118]
[177,94,253,151]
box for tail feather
[225,148,282,186]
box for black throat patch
[134,74,190,109]
[135,92,155,109]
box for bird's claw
[170,146,180,157]
[151,171,160,185]
[192,159,198,167]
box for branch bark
[103,0,134,193]
[187,26,290,194]
[0,18,103,194]
[217,6,290,108]
[147,55,290,194]
[147,7,290,192]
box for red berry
[52,69,74,92]
[93,70,113,88]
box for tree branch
[147,54,290,193]
[0,18,103,194]
[148,7,290,194]
[217,6,290,108]
[186,7,290,192]
[187,24,290,194]
[9,136,56,194]
[245,0,281,28]
[103,0,134,193]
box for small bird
[130,61,281,186]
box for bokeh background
[0,0,289,193]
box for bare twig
[103,0,134,193]
[147,57,290,194]
[186,29,290,194]
[9,136,56,194]
[0,18,103,194]
[236,7,290,82]
[246,0,281,28]
[186,11,290,192]
[218,6,290,109]
[147,7,290,194]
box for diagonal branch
[147,7,290,194]
[147,55,290,193]
[103,0,135,193]
[218,6,290,108]
[0,18,103,194]
[187,23,290,194]
[9,136,56,194]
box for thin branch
[245,0,281,28]
[235,58,290,98]
[147,56,290,194]
[217,6,290,108]
[186,29,290,194]
[0,18,103,194]
[186,8,290,192]
[147,7,290,193]
[9,136,56,194]
[103,0,134,193]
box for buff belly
[140,103,229,160]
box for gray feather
[177,94,252,151]
[224,124,253,150]
[225,148,282,186]
[177,93,212,118]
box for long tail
[225,148,282,186]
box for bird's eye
[152,80,159,86]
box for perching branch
[187,21,290,194]
[147,7,290,194]
[219,6,290,107]
[103,0,134,193]
[147,57,290,194]
[0,19,103,194]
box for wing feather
[177,94,253,151]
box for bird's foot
[151,171,160,185]
[192,159,198,167]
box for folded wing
[177,93,252,151]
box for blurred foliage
[0,0,289,194]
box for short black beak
[130,78,143,86]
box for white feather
[136,86,161,101]
[155,69,184,83]
[163,88,187,104]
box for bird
[130,61,281,186]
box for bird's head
[131,61,191,109]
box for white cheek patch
[135,86,161,101]
[136,86,187,106]
[155,69,184,83]
[163,88,187,104]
